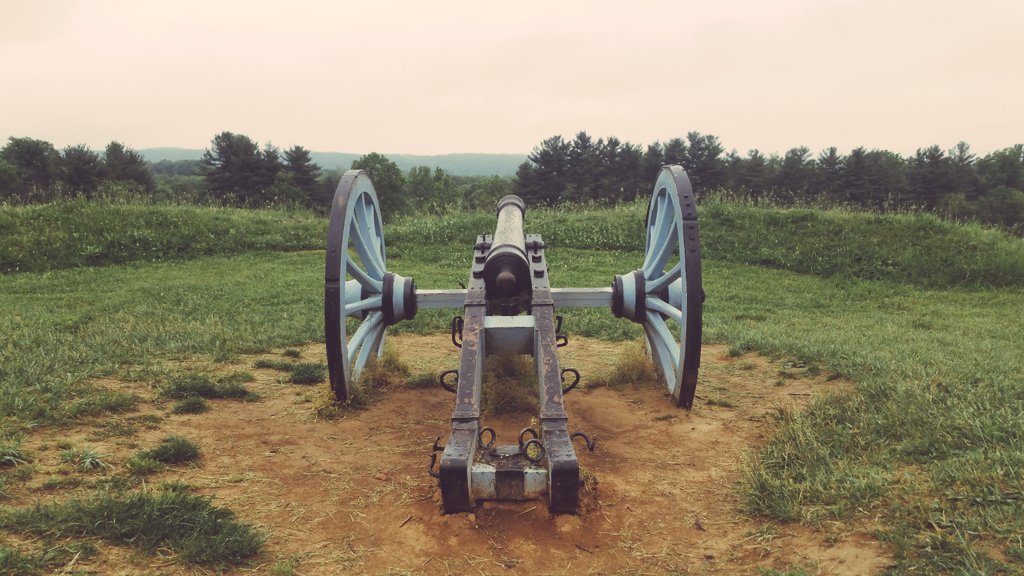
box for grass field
[1,199,1023,573]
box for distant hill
[140,148,527,177]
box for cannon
[324,165,703,513]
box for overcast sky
[1,0,1021,157]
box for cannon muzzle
[484,195,530,312]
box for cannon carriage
[324,166,703,513]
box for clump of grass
[287,362,325,385]
[311,387,342,420]
[0,485,265,565]
[406,372,436,389]
[137,436,200,465]
[59,447,110,472]
[705,397,736,408]
[271,556,300,576]
[480,354,538,415]
[124,456,163,477]
[345,347,412,409]
[0,440,29,468]
[0,541,98,576]
[34,476,83,491]
[0,545,46,575]
[162,373,254,400]
[282,349,301,358]
[587,341,657,389]
[254,359,292,371]
[217,371,254,385]
[68,390,137,417]
[171,396,208,414]
[579,466,599,495]
[255,358,326,385]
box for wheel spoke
[645,311,681,368]
[353,199,385,277]
[646,296,683,324]
[643,323,677,393]
[347,258,383,292]
[643,219,678,277]
[351,210,385,280]
[646,261,681,294]
[344,295,382,317]
[643,193,670,270]
[355,322,386,373]
[363,198,384,260]
[347,312,383,364]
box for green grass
[0,199,323,273]
[137,436,200,465]
[480,354,538,415]
[346,347,411,409]
[59,447,110,472]
[5,198,1023,286]
[170,396,208,414]
[586,341,657,389]
[0,484,263,565]
[287,362,325,385]
[0,201,1023,572]
[0,541,97,576]
[0,440,28,468]
[255,359,326,384]
[161,373,254,401]
[67,390,136,417]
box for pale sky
[1,0,1021,157]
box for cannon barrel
[484,195,530,300]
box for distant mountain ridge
[139,148,526,177]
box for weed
[587,341,657,389]
[0,440,28,467]
[124,456,164,477]
[68,390,137,417]
[480,354,538,415]
[138,436,200,465]
[0,545,45,575]
[0,540,99,575]
[346,347,411,408]
[217,370,255,385]
[59,447,110,472]
[255,359,292,370]
[312,387,343,420]
[405,372,436,389]
[34,476,84,491]
[288,362,325,385]
[0,484,264,565]
[90,418,139,439]
[705,397,736,408]
[4,465,33,482]
[171,396,208,414]
[162,373,253,400]
[271,556,300,576]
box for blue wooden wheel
[613,165,703,407]
[324,170,415,402]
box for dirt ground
[14,336,892,575]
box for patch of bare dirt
[12,336,891,575]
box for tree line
[515,132,1024,230]
[0,137,155,203]
[3,131,1022,231]
[0,133,514,219]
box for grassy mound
[0,199,323,273]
